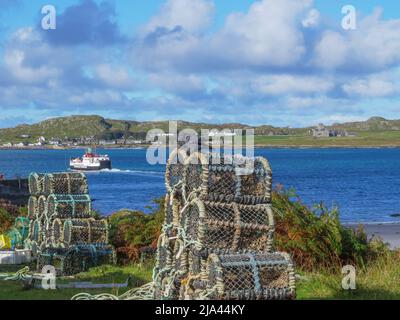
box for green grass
[2,254,400,300]
[298,253,400,300]
[255,131,400,147]
[0,263,153,300]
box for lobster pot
[24,239,38,258]
[28,173,45,195]
[89,219,109,243]
[154,234,188,300]
[163,193,181,237]
[37,247,83,276]
[89,244,116,267]
[165,149,188,197]
[47,194,92,219]
[187,249,209,279]
[154,233,174,277]
[172,239,189,297]
[25,240,38,257]
[179,250,208,300]
[63,219,91,245]
[154,233,175,299]
[203,252,296,300]
[51,218,67,247]
[32,219,43,244]
[27,220,35,241]
[75,244,116,270]
[28,196,39,219]
[43,172,89,195]
[182,200,275,254]
[39,211,50,242]
[37,195,47,217]
[183,153,272,204]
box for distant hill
[0,115,114,143]
[0,115,399,144]
[0,115,288,143]
[329,117,400,132]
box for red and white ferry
[70,148,112,171]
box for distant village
[0,123,358,148]
[1,133,149,148]
[310,124,356,138]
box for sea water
[0,148,399,223]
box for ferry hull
[70,160,112,171]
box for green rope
[0,266,31,281]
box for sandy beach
[348,223,400,249]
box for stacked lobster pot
[26,172,115,276]
[25,173,46,256]
[153,150,296,300]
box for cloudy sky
[0,0,399,128]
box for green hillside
[1,115,400,146]
[329,117,400,132]
[0,115,111,143]
[0,116,268,143]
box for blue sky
[0,0,399,128]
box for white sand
[347,223,400,249]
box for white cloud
[343,77,396,98]
[286,96,327,108]
[252,75,334,95]
[12,27,40,43]
[314,31,349,69]
[135,0,315,72]
[148,73,206,96]
[210,0,311,67]
[95,64,133,88]
[314,9,400,71]
[2,1,400,127]
[68,90,126,106]
[143,0,215,33]
[4,49,61,84]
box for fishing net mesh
[47,194,92,219]
[90,219,109,243]
[165,149,188,195]
[203,253,296,300]
[182,153,272,204]
[63,219,91,245]
[183,200,274,253]
[62,218,108,246]
[24,172,115,276]
[28,173,45,195]
[43,173,89,195]
[51,218,65,247]
[28,196,38,219]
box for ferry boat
[70,148,112,171]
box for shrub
[0,208,14,234]
[108,198,164,264]
[272,187,389,271]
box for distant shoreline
[255,145,400,149]
[0,145,148,150]
[1,144,400,150]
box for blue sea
[1,148,400,223]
